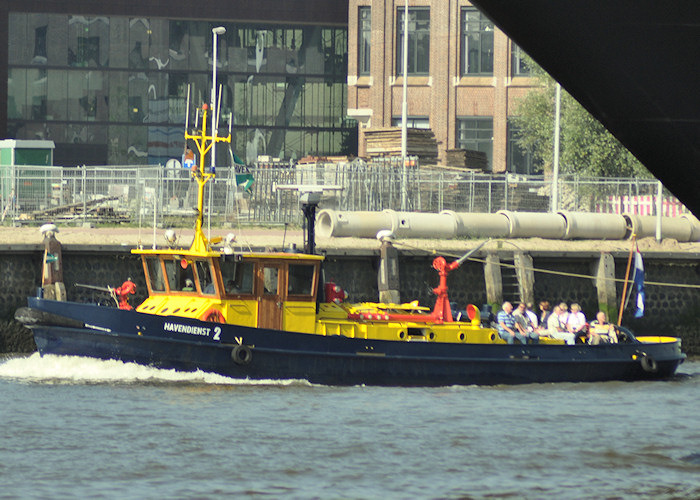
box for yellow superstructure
[130,102,557,347]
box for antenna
[194,108,199,130]
[185,84,191,132]
[228,112,233,135]
[217,83,223,128]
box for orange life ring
[203,308,225,323]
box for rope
[391,240,700,291]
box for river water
[1,353,698,499]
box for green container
[0,139,55,212]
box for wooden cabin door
[258,263,284,330]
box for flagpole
[618,234,636,324]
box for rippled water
[1,354,698,499]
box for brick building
[347,0,539,173]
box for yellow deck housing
[129,103,561,348]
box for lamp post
[551,82,561,213]
[211,26,226,172]
[400,0,409,211]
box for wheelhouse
[134,248,324,333]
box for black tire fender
[640,353,658,373]
[232,344,252,365]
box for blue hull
[21,297,686,386]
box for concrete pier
[1,226,699,355]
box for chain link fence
[0,158,689,227]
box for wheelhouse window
[288,264,316,297]
[164,258,196,292]
[194,260,216,295]
[359,7,371,76]
[263,267,279,294]
[461,8,493,76]
[396,8,430,76]
[220,258,254,295]
[145,257,165,292]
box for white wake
[0,353,309,386]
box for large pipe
[393,211,458,238]
[623,214,697,241]
[449,211,511,238]
[317,209,700,242]
[317,209,396,238]
[498,210,566,239]
[558,211,627,240]
[683,214,700,241]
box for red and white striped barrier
[596,195,687,217]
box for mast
[184,103,231,252]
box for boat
[14,103,686,386]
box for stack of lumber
[298,155,350,165]
[27,196,129,223]
[445,149,489,170]
[364,127,438,161]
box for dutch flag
[633,246,645,318]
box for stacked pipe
[316,209,700,242]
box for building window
[457,117,493,169]
[461,8,493,76]
[391,116,430,129]
[396,8,430,76]
[68,16,109,67]
[507,120,536,174]
[511,43,530,77]
[359,7,371,75]
[33,25,48,64]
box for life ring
[232,345,252,365]
[640,353,658,373]
[203,308,225,323]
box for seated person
[182,278,195,291]
[588,311,618,344]
[526,303,539,329]
[566,303,588,343]
[513,302,539,344]
[566,303,586,330]
[225,279,239,294]
[480,304,497,328]
[497,302,528,345]
[547,305,576,345]
[538,301,552,330]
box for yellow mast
[184,103,231,253]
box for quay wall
[1,245,699,355]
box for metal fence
[0,158,689,227]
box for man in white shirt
[547,304,576,345]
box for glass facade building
[6,11,352,166]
